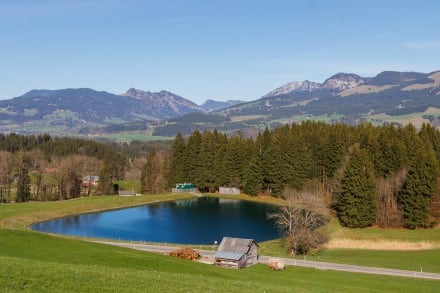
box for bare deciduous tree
[26,149,46,201]
[125,157,146,181]
[49,155,85,199]
[268,187,329,255]
[376,168,407,227]
[140,149,169,194]
[0,151,15,203]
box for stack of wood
[167,248,201,260]
[267,258,285,270]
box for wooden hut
[214,237,259,269]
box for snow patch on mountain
[263,80,321,97]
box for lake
[31,197,280,244]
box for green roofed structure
[172,183,197,193]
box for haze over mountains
[1,70,439,137]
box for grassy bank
[259,239,440,273]
[327,218,440,243]
[1,229,439,292]
[0,193,195,229]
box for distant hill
[200,99,244,112]
[0,88,202,134]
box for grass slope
[0,194,194,229]
[1,229,439,292]
[1,194,440,291]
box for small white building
[214,237,258,269]
[219,187,240,195]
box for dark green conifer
[183,130,202,184]
[168,133,187,187]
[337,146,376,228]
[400,141,439,228]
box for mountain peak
[263,80,321,97]
[321,73,364,90]
[122,88,153,98]
[123,88,141,96]
[123,88,182,99]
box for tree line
[0,133,126,202]
[159,122,440,229]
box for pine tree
[358,123,382,175]
[197,131,217,192]
[269,126,288,196]
[213,130,228,189]
[242,148,262,196]
[243,134,266,196]
[337,146,376,228]
[168,133,187,187]
[183,130,202,184]
[323,125,349,180]
[260,128,277,195]
[376,125,406,177]
[399,141,439,228]
[399,124,420,162]
[223,135,244,187]
[287,126,315,190]
[419,123,440,162]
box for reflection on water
[31,197,279,244]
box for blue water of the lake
[31,197,280,244]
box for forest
[161,122,440,229]
[2,121,440,230]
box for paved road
[95,241,440,280]
[258,256,440,280]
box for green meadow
[1,194,439,291]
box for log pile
[267,258,285,270]
[167,248,201,260]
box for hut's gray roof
[216,237,257,255]
[214,251,244,261]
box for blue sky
[1,0,439,104]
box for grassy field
[230,115,269,122]
[96,132,174,142]
[327,217,440,242]
[1,194,440,291]
[1,229,439,292]
[289,113,345,123]
[366,107,440,128]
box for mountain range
[0,88,204,134]
[0,70,439,137]
[154,70,440,136]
